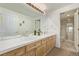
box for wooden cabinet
[41,39,47,55]
[42,43,47,55]
[36,45,43,56]
[26,42,36,56]
[50,35,56,48]
[42,39,47,44]
[15,46,26,56]
[26,42,36,51]
[36,39,47,56]
[47,39,51,51]
[0,35,56,56]
[26,41,41,56]
[47,36,55,52]
[35,40,41,47]
[27,48,36,56]
[47,42,51,51]
[1,50,16,56]
[51,38,56,48]
[1,46,26,56]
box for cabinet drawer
[27,48,36,56]
[26,42,36,51]
[15,46,26,56]
[42,39,46,44]
[48,36,53,40]
[35,40,41,47]
[1,50,16,56]
[46,37,50,41]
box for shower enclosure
[60,9,76,52]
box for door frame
[60,9,77,52]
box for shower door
[74,9,79,52]
[66,23,74,41]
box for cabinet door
[42,39,47,44]
[50,39,54,49]
[47,43,50,51]
[51,38,56,48]
[36,46,43,56]
[15,46,26,56]
[42,43,47,55]
[27,48,36,56]
[26,42,36,51]
[35,40,41,47]
[1,50,16,56]
[47,39,51,51]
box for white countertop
[0,33,56,55]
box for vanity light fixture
[26,3,44,14]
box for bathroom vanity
[0,34,56,56]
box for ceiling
[45,3,72,12]
[0,3,42,19]
[0,3,72,18]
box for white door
[74,9,79,52]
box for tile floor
[61,40,76,52]
[47,48,78,56]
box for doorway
[60,9,76,52]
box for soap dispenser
[34,30,36,35]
